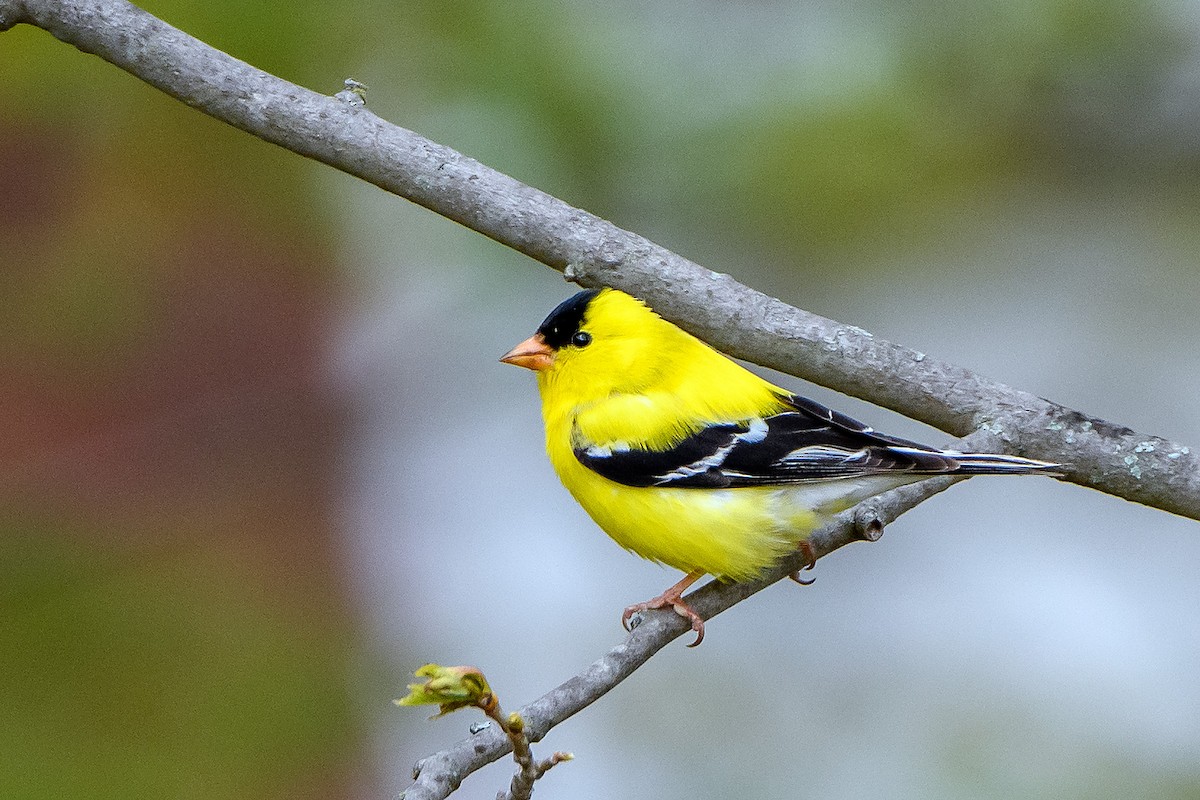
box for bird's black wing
[574,393,988,489]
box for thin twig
[488,708,570,800]
[475,695,566,800]
[397,669,573,799]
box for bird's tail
[947,452,1064,476]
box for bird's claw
[788,540,817,585]
[620,606,639,632]
[676,602,706,647]
[788,570,816,586]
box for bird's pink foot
[622,571,707,646]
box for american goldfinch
[501,288,1058,645]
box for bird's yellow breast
[542,405,819,581]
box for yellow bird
[502,288,1058,645]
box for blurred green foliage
[2,5,357,799]
[0,524,354,800]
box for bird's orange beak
[500,334,555,371]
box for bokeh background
[4,1,1200,798]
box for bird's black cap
[537,288,602,350]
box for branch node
[334,77,368,107]
[852,506,886,542]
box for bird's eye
[571,331,592,348]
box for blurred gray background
[3,0,1199,798]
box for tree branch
[404,445,966,800]
[4,0,1198,520]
